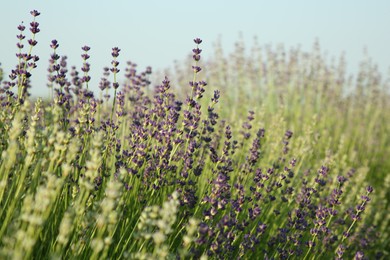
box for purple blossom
[285,130,293,139]
[30,10,41,17]
[81,45,90,52]
[29,21,40,34]
[111,47,121,57]
[50,39,59,49]
[17,24,26,31]
[194,38,202,44]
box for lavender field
[0,10,389,259]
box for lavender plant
[0,10,388,259]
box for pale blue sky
[1,1,389,96]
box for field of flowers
[0,10,389,259]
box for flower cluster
[0,10,387,260]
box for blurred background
[0,0,389,97]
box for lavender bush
[0,10,389,259]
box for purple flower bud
[318,166,329,176]
[51,53,60,61]
[285,130,293,139]
[356,204,365,212]
[199,222,209,234]
[310,228,319,236]
[81,63,90,72]
[17,34,25,40]
[81,45,90,52]
[9,73,17,80]
[30,27,40,34]
[27,62,37,69]
[253,206,261,216]
[50,39,59,49]
[192,48,202,54]
[17,24,26,31]
[110,68,120,74]
[290,158,297,167]
[257,223,267,233]
[361,195,370,202]
[247,111,255,121]
[30,10,41,17]
[366,186,373,194]
[307,240,315,248]
[28,39,37,46]
[337,245,346,257]
[192,66,201,73]
[112,47,121,57]
[337,175,347,184]
[194,38,202,44]
[81,53,90,60]
[212,90,220,103]
[343,231,351,238]
[111,60,119,67]
[82,75,91,82]
[29,21,40,34]
[354,251,364,260]
[193,54,201,61]
[145,66,152,74]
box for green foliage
[0,63,3,83]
